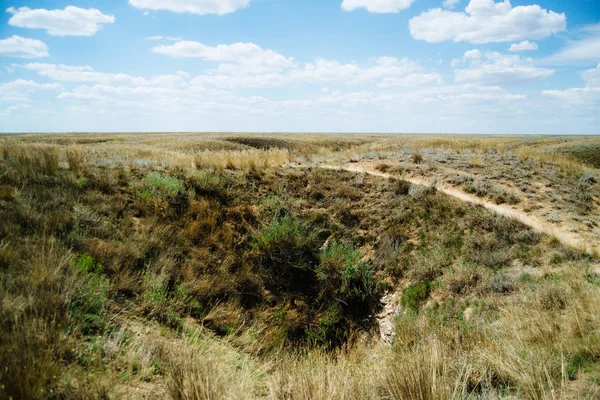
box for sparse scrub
[375,162,391,172]
[412,152,423,164]
[401,281,431,312]
[1,133,599,398]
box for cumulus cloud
[7,6,114,36]
[341,0,415,13]
[185,55,442,89]
[152,41,295,71]
[453,50,554,84]
[0,35,48,58]
[147,36,182,41]
[377,73,443,88]
[542,64,600,106]
[0,79,63,103]
[443,0,460,9]
[544,24,600,63]
[129,0,250,15]
[25,63,149,86]
[409,0,566,44]
[509,41,538,52]
[581,64,600,87]
[542,87,600,105]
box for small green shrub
[305,305,340,345]
[253,216,318,296]
[485,273,515,294]
[137,172,184,201]
[188,169,229,201]
[74,254,104,274]
[318,241,381,317]
[69,254,110,334]
[401,281,431,312]
[567,350,599,380]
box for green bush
[135,172,184,203]
[69,255,110,335]
[319,241,380,314]
[401,281,431,312]
[253,216,318,296]
[188,169,230,201]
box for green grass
[401,281,431,312]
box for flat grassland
[1,132,599,399]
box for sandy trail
[315,163,599,257]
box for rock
[377,291,401,343]
[463,307,474,321]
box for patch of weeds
[69,255,110,335]
[188,169,230,201]
[412,152,423,164]
[305,305,340,345]
[549,253,565,265]
[567,350,600,380]
[585,270,600,286]
[318,240,383,319]
[391,179,411,196]
[547,213,562,223]
[485,273,515,294]
[132,172,186,213]
[253,215,318,296]
[401,281,431,312]
[376,163,391,173]
[74,254,104,274]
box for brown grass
[0,133,599,399]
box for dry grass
[1,132,599,399]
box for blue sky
[0,0,599,133]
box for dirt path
[315,163,599,257]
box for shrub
[375,163,391,173]
[66,146,86,174]
[137,172,184,201]
[401,281,431,312]
[188,169,229,202]
[253,216,318,296]
[391,179,411,196]
[132,172,186,214]
[69,255,110,334]
[412,152,423,164]
[485,273,515,294]
[318,241,381,318]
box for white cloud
[509,40,538,52]
[454,50,554,84]
[7,6,114,36]
[464,49,482,60]
[545,24,600,64]
[147,35,182,41]
[542,87,600,105]
[581,64,600,87]
[378,73,443,88]
[0,79,63,103]
[541,64,600,106]
[187,56,441,89]
[129,0,250,15]
[290,57,422,85]
[443,0,460,9]
[25,63,150,85]
[0,35,48,58]
[409,0,566,44]
[341,0,415,13]
[152,41,295,71]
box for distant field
[1,132,599,399]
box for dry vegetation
[1,132,599,399]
